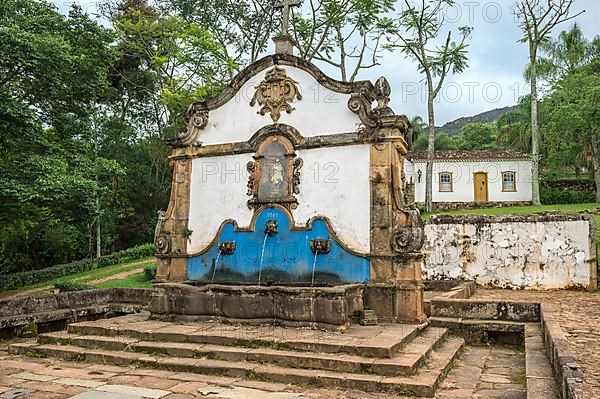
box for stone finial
[374,76,391,109]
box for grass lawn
[0,257,157,298]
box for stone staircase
[9,312,465,397]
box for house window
[502,171,516,192]
[439,172,453,192]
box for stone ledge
[149,283,365,331]
[0,288,151,337]
[430,299,540,322]
[428,212,595,225]
[540,304,586,399]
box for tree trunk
[591,135,600,203]
[96,196,101,258]
[529,45,542,206]
[425,94,435,212]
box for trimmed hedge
[540,187,596,205]
[0,243,155,292]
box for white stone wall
[196,66,363,146]
[404,159,533,203]
[187,144,371,255]
[422,215,597,289]
[295,144,371,252]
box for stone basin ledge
[148,282,366,331]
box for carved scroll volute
[165,104,209,147]
[292,158,303,195]
[347,91,377,128]
[246,160,257,197]
[391,222,425,254]
[250,66,302,122]
[391,142,408,211]
[389,137,424,254]
[154,210,171,255]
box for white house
[404,150,533,209]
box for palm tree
[496,96,531,152]
[525,23,598,82]
[408,115,425,149]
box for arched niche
[246,135,303,212]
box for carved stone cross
[274,0,302,37]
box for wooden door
[474,172,488,202]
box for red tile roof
[408,150,531,161]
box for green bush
[0,243,155,292]
[143,264,157,281]
[54,281,88,292]
[540,187,596,205]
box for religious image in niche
[259,141,288,199]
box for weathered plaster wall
[295,144,370,252]
[187,144,370,255]
[404,159,533,203]
[422,214,597,289]
[188,153,253,254]
[196,66,362,146]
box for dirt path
[84,268,144,286]
[4,258,154,299]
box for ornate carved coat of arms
[250,66,302,122]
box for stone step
[429,317,525,332]
[65,312,427,358]
[37,327,449,376]
[9,335,465,397]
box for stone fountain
[151,53,426,330]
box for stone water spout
[217,241,236,255]
[265,220,278,236]
[309,238,331,254]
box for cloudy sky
[55,0,599,124]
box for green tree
[543,58,600,201]
[408,115,425,149]
[413,132,456,151]
[163,0,276,66]
[453,123,497,150]
[292,0,396,81]
[496,96,531,153]
[525,22,598,83]
[515,0,583,206]
[392,0,471,211]
[106,0,233,138]
[0,0,118,271]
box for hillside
[436,105,519,136]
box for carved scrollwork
[292,157,303,195]
[250,66,302,122]
[154,210,171,254]
[165,104,209,147]
[347,92,378,128]
[391,224,424,254]
[404,178,416,209]
[155,234,171,255]
[246,161,256,196]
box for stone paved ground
[0,342,525,399]
[437,346,526,399]
[474,288,600,398]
